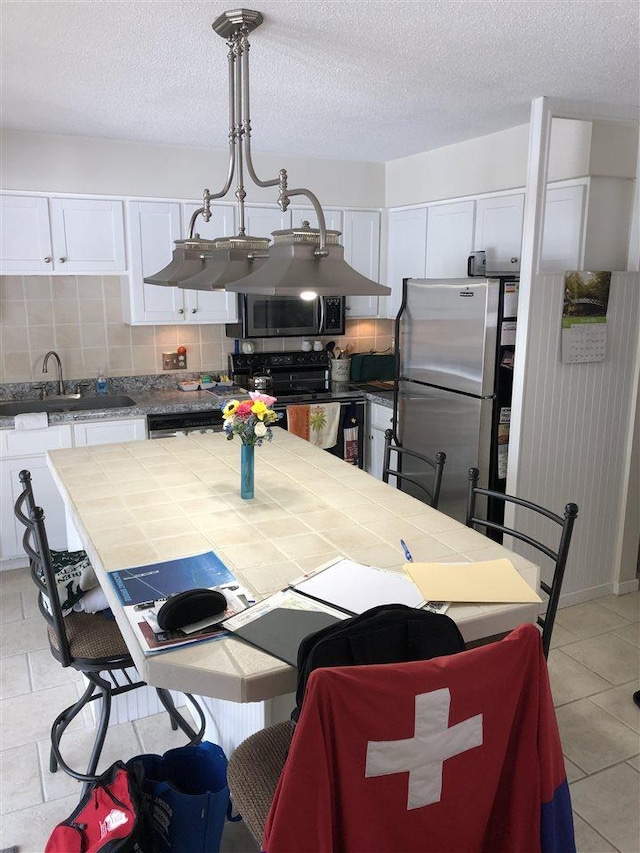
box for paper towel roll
[14,412,49,430]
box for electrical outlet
[163,352,179,370]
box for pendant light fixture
[144,9,390,300]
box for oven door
[275,399,365,468]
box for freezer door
[399,278,499,396]
[397,381,493,523]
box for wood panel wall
[510,272,639,603]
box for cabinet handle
[191,309,197,314]
[58,257,67,263]
[44,257,52,263]
[178,308,184,314]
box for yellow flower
[250,400,269,420]
[223,400,240,418]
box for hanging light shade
[143,237,220,287]
[176,235,270,290]
[144,8,390,299]
[226,222,390,297]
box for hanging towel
[343,402,360,466]
[309,403,341,449]
[287,405,311,440]
[14,412,48,430]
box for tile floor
[1,564,638,853]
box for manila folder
[405,558,541,604]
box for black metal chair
[465,467,579,657]
[14,469,206,791]
[382,429,446,509]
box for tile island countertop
[46,430,540,704]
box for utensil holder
[330,358,351,382]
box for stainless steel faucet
[42,351,65,396]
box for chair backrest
[14,469,73,667]
[465,467,578,658]
[382,428,446,508]
[263,624,575,853]
[293,603,466,723]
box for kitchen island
[46,430,539,748]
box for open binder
[223,558,425,665]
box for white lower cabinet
[0,425,73,560]
[0,418,147,564]
[72,417,147,446]
[365,403,393,480]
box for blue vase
[240,443,255,500]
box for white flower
[254,421,268,437]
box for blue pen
[400,539,413,563]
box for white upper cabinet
[382,207,428,320]
[425,200,475,279]
[289,206,342,232]
[474,193,524,270]
[0,194,52,273]
[181,203,238,323]
[124,200,238,324]
[342,210,381,318]
[243,205,292,241]
[1,193,126,275]
[125,200,183,324]
[49,197,126,272]
[540,183,586,272]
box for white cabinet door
[72,418,147,446]
[365,402,393,479]
[0,194,53,273]
[540,184,586,272]
[243,205,291,241]
[383,207,428,320]
[181,203,238,323]
[289,206,342,232]
[474,194,524,269]
[49,197,126,273]
[125,201,184,324]
[425,201,475,279]
[0,424,73,560]
[343,210,381,319]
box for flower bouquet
[221,392,282,499]
[221,392,281,446]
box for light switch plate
[163,351,187,369]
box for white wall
[384,119,593,208]
[0,130,386,209]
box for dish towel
[287,403,341,449]
[14,412,48,430]
[286,405,310,441]
[309,402,340,449]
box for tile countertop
[46,430,540,703]
[0,384,394,430]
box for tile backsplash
[0,275,394,384]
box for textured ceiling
[1,0,638,163]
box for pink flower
[248,391,277,408]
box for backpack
[45,761,144,853]
[292,603,466,723]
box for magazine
[108,551,252,655]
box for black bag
[293,603,466,723]
[45,761,144,853]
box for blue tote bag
[128,741,231,853]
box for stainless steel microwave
[233,294,345,339]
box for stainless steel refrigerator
[393,276,518,524]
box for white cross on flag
[365,687,483,809]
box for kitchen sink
[0,395,138,416]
